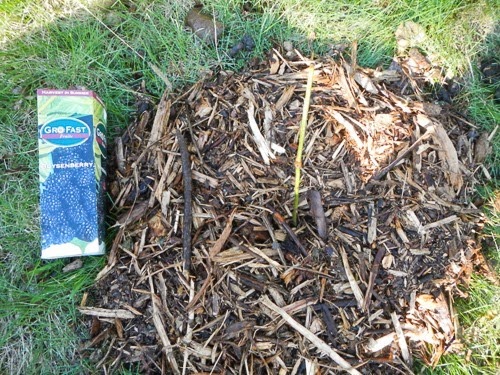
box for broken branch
[176,129,193,275]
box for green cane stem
[293,65,315,226]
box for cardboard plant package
[37,89,107,259]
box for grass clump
[269,0,498,73]
[0,0,498,373]
[417,275,499,375]
[0,256,104,373]
[426,24,499,374]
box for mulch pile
[79,47,492,374]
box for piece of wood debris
[247,101,275,164]
[354,71,379,94]
[366,333,395,353]
[391,312,411,366]
[209,209,236,258]
[176,129,193,275]
[146,92,170,151]
[260,296,362,375]
[275,85,296,111]
[367,201,377,244]
[421,215,459,233]
[78,307,136,320]
[149,276,180,374]
[339,246,364,310]
[418,115,463,191]
[363,246,386,311]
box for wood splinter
[176,129,193,275]
[260,296,362,375]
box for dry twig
[176,129,193,275]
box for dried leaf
[395,21,426,53]
[195,97,213,118]
[270,53,280,74]
[62,259,83,273]
[185,6,224,43]
[474,132,491,164]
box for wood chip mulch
[79,48,492,374]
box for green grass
[0,0,498,373]
[0,258,104,374]
[416,274,500,375]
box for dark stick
[362,246,386,311]
[319,304,338,344]
[176,129,192,274]
[185,117,204,165]
[270,209,308,257]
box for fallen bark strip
[307,189,327,239]
[260,296,362,375]
[176,129,193,275]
